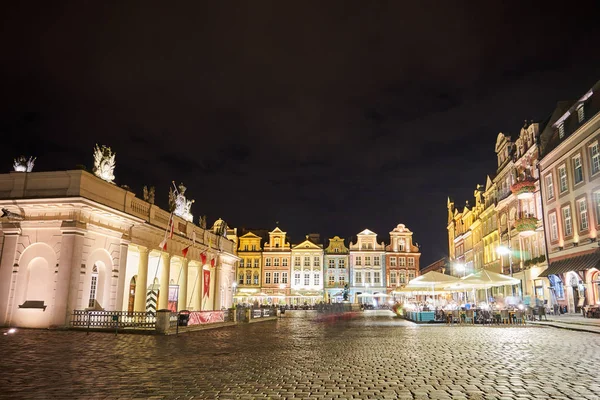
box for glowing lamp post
[497,245,516,296]
[454,263,467,303]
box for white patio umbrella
[405,271,460,306]
[458,270,521,304]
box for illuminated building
[323,236,349,303]
[290,235,324,305]
[0,168,237,328]
[236,232,263,301]
[349,229,385,304]
[262,227,291,303]
[386,224,421,293]
[539,80,600,312]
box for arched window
[253,273,259,285]
[88,265,99,307]
[238,273,244,284]
[245,271,252,285]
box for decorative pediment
[270,227,286,235]
[293,239,322,250]
[240,232,261,239]
[357,229,376,236]
[495,133,510,153]
[391,224,411,234]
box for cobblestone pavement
[1,311,600,400]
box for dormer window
[577,105,585,123]
[558,123,565,139]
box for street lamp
[497,245,516,296]
[454,263,467,304]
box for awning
[539,250,600,277]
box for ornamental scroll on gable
[169,183,194,223]
[13,156,36,172]
[93,144,116,183]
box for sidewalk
[528,313,600,334]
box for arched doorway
[128,276,136,313]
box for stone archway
[13,242,57,328]
[85,249,114,310]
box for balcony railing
[70,310,156,329]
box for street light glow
[496,246,511,255]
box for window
[238,274,243,284]
[408,272,415,281]
[399,257,406,267]
[246,271,251,285]
[374,256,380,266]
[294,273,300,286]
[253,274,259,285]
[390,271,397,285]
[374,272,380,284]
[273,272,280,284]
[282,258,288,267]
[339,259,345,268]
[355,271,362,284]
[240,259,245,268]
[558,123,565,139]
[365,256,371,265]
[313,256,320,266]
[408,258,415,267]
[313,273,320,286]
[304,256,310,267]
[339,275,345,284]
[398,239,405,251]
[251,244,256,251]
[577,104,585,123]
[399,271,406,284]
[578,199,589,231]
[265,258,271,267]
[329,259,335,268]
[390,256,396,266]
[88,270,98,308]
[244,245,248,251]
[545,174,555,201]
[274,258,280,267]
[253,259,259,268]
[591,142,600,175]
[304,273,310,286]
[294,256,300,266]
[549,212,559,241]
[573,155,583,184]
[558,165,568,193]
[275,238,280,248]
[562,206,573,237]
[365,271,371,284]
[265,272,271,284]
[328,274,335,285]
[282,272,288,284]
[355,256,362,266]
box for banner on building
[203,269,210,298]
[168,285,179,312]
[188,311,224,325]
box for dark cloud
[1,2,600,265]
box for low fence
[71,310,156,329]
[250,307,276,319]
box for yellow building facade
[236,232,263,299]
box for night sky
[2,2,600,266]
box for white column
[115,242,129,311]
[0,225,20,326]
[159,252,170,310]
[193,267,202,311]
[178,258,188,311]
[133,247,149,312]
[66,229,86,316]
[213,264,222,310]
[54,224,86,327]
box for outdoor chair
[514,311,525,325]
[524,307,534,321]
[500,310,510,324]
[464,309,474,324]
[451,310,461,325]
[538,306,547,321]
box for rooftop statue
[93,144,116,183]
[169,183,194,222]
[143,185,156,205]
[13,156,35,172]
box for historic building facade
[323,236,349,303]
[349,229,385,304]
[236,232,262,298]
[262,227,291,301]
[539,80,600,312]
[386,224,421,292]
[290,236,324,304]
[0,168,237,328]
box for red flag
[182,245,190,258]
[159,239,167,251]
[200,252,207,264]
[210,257,215,267]
[203,269,210,298]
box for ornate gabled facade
[349,229,385,304]
[324,236,349,302]
[262,227,291,301]
[291,236,324,303]
[386,224,420,292]
[236,232,262,297]
[0,169,238,328]
[539,80,600,313]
